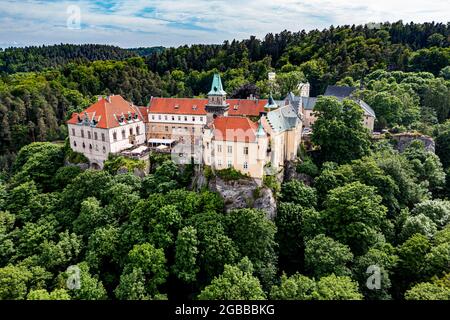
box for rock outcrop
[391,133,435,153]
[208,176,277,220]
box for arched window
[130,127,133,135]
[82,142,85,149]
[89,144,92,150]
[103,146,106,153]
[73,141,77,147]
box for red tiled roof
[227,99,267,116]
[148,97,208,115]
[212,116,258,142]
[148,97,268,117]
[137,106,150,122]
[67,95,143,129]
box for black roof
[324,85,356,98]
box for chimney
[97,95,103,101]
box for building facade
[67,95,146,169]
[66,74,375,178]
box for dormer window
[174,104,179,109]
[193,105,197,110]
[234,105,238,110]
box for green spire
[208,73,226,96]
[265,93,278,109]
[256,122,266,137]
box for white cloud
[0,0,448,48]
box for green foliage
[263,175,281,196]
[321,182,390,255]
[305,234,353,278]
[296,158,319,177]
[197,258,266,300]
[223,209,277,289]
[27,288,71,300]
[405,272,450,300]
[270,273,363,300]
[216,167,249,181]
[104,155,146,175]
[173,226,199,283]
[311,97,371,164]
[280,180,317,208]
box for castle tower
[256,121,267,161]
[298,82,310,97]
[205,73,229,122]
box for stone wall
[391,133,435,153]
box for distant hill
[128,46,165,57]
[0,43,138,74]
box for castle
[67,74,375,178]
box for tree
[435,122,450,169]
[270,273,363,300]
[322,182,390,254]
[405,282,450,300]
[120,243,168,297]
[311,97,371,164]
[275,202,320,270]
[395,234,431,288]
[27,288,71,300]
[173,226,199,283]
[270,273,316,300]
[197,258,266,300]
[11,142,65,191]
[280,180,317,208]
[0,265,32,300]
[115,268,149,300]
[223,208,277,288]
[412,200,450,228]
[352,242,398,300]
[57,262,107,300]
[313,275,363,300]
[400,214,438,241]
[305,234,353,278]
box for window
[192,116,195,122]
[165,126,169,132]
[95,145,99,151]
[200,117,203,122]
[206,142,210,149]
[152,115,155,120]
[172,116,175,121]
[130,128,133,135]
[88,131,91,139]
[218,159,222,167]
[136,126,140,135]
[72,128,75,136]
[184,116,188,121]
[227,160,232,168]
[244,146,249,155]
[158,115,162,120]
[101,133,105,142]
[81,130,84,138]
[192,127,195,133]
[103,146,106,153]
[94,132,98,140]
[178,116,181,121]
[113,132,117,141]
[244,162,248,169]
[82,142,85,149]
[165,115,168,120]
[227,146,232,154]
[73,141,77,147]
[217,145,222,153]
[122,130,126,139]
[89,144,92,150]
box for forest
[0,21,449,300]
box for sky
[0,0,449,49]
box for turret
[205,73,229,121]
[256,121,268,161]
